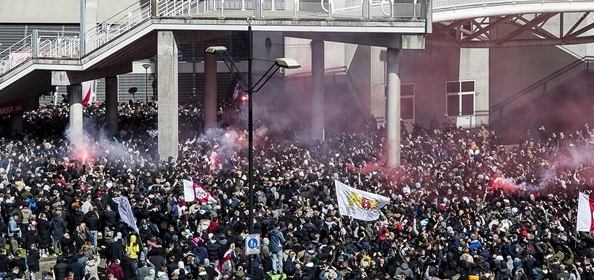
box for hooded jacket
[394,263,414,279]
[126,235,140,259]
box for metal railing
[193,0,425,20]
[0,35,33,75]
[157,0,201,16]
[327,0,424,20]
[37,30,80,58]
[85,0,152,53]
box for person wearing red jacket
[106,259,124,280]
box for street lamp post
[142,63,151,103]
[205,18,300,241]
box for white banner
[335,180,390,221]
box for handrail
[157,0,199,16]
[491,56,594,112]
[85,0,152,54]
[0,35,33,75]
[37,31,80,58]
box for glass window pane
[447,95,459,116]
[401,84,414,96]
[401,97,414,119]
[446,81,460,93]
[461,94,474,115]
[461,81,475,92]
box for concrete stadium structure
[0,0,593,164]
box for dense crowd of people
[0,99,593,280]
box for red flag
[81,81,95,106]
[216,249,233,274]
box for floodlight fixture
[204,46,228,55]
[275,58,301,69]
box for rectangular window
[446,81,460,94]
[461,94,474,115]
[401,97,414,119]
[446,80,475,116]
[447,95,459,116]
[401,84,415,96]
[461,81,474,92]
[400,84,415,120]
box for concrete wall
[0,0,140,24]
[399,45,461,128]
[490,44,577,125]
[370,47,386,125]
[252,31,289,122]
[343,45,372,117]
[285,37,465,130]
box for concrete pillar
[105,76,119,136]
[10,114,23,135]
[68,84,84,148]
[157,31,179,161]
[204,45,218,130]
[311,39,325,141]
[386,48,401,166]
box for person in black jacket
[9,254,25,277]
[102,204,118,235]
[60,232,76,256]
[50,211,67,255]
[83,206,101,248]
[69,256,85,280]
[110,233,125,264]
[206,236,221,264]
[248,255,266,280]
[0,249,9,279]
[27,243,40,280]
[4,265,25,280]
[121,251,138,280]
[53,255,70,280]
[36,213,52,258]
[23,224,40,254]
